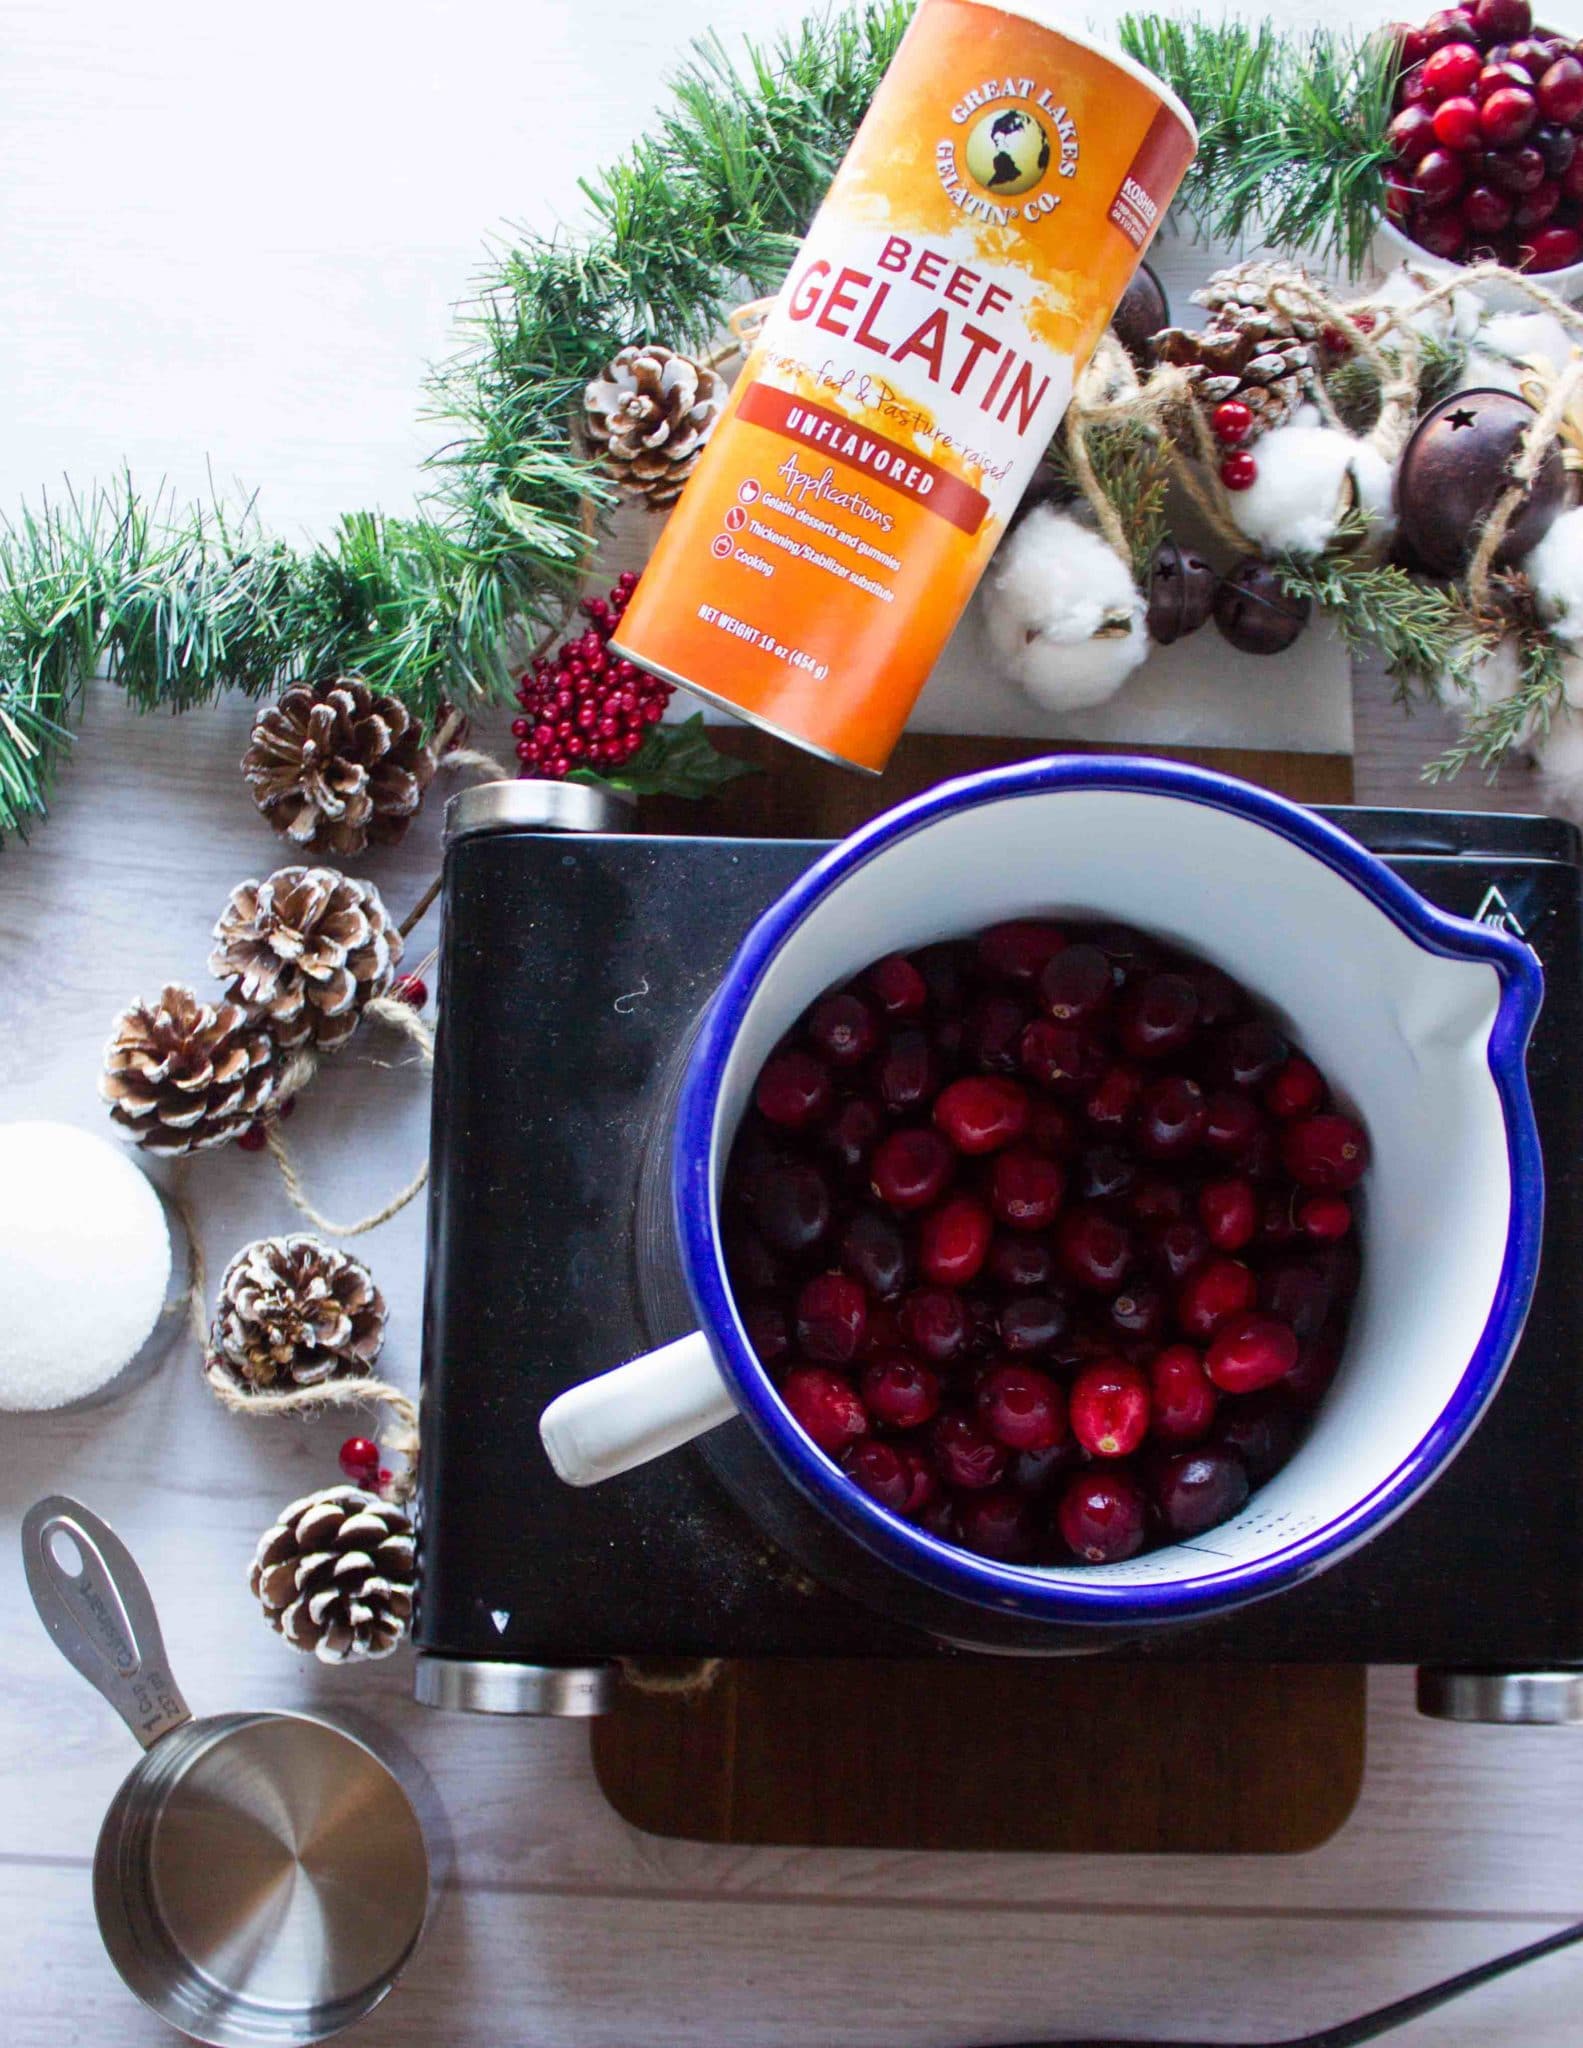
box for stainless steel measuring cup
[23,1494,430,2045]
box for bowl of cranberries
[540,757,1541,1643]
[1381,1,1583,285]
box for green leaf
[578,713,758,799]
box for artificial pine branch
[1425,629,1565,781]
[1119,17,1397,274]
[1052,418,1172,585]
[1275,527,1489,703]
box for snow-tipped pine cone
[100,984,276,1154]
[242,678,437,858]
[207,1234,386,1394]
[250,1486,415,1664]
[210,866,401,1056]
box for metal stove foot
[413,1657,615,1716]
[1417,1668,1583,1724]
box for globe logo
[963,106,1052,198]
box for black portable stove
[414,780,1583,1722]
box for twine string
[205,1366,422,1502]
[1467,354,1583,612]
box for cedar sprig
[1052,417,1172,586]
[1425,628,1565,782]
[1275,524,1490,703]
[1119,17,1398,275]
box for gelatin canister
[610,0,1196,773]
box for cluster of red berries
[512,572,670,780]
[339,1435,395,1495]
[723,921,1370,1568]
[1387,1,1583,271]
[1209,321,1369,494]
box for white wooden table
[4,0,1583,2041]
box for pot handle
[539,1330,738,1486]
[21,1494,193,1749]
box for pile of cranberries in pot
[723,921,1369,1568]
[1386,2,1583,271]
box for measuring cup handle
[21,1495,192,1750]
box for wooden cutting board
[596,732,1364,1856]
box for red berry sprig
[1210,399,1254,445]
[1220,450,1259,491]
[512,571,670,781]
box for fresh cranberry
[898,1447,940,1515]
[755,1048,831,1129]
[961,1291,1002,1355]
[1422,41,1483,101]
[957,1488,1036,1560]
[919,1495,959,1543]
[1182,962,1244,1027]
[1264,1055,1324,1120]
[807,990,877,1067]
[932,1409,1008,1490]
[861,1350,942,1429]
[1039,943,1114,1023]
[783,1366,867,1453]
[1108,1281,1168,1343]
[988,1231,1056,1289]
[842,1439,914,1511]
[865,953,927,1017]
[1153,1448,1250,1537]
[1116,972,1199,1059]
[821,1095,884,1179]
[839,1209,909,1299]
[1058,1470,1148,1563]
[1298,1193,1353,1241]
[1013,1441,1080,1494]
[1524,222,1583,265]
[918,941,972,1011]
[1212,1392,1301,1486]
[1028,1099,1080,1158]
[1391,104,1438,159]
[1474,0,1532,41]
[1149,1344,1219,1445]
[726,1220,783,1295]
[1533,121,1577,176]
[1281,1112,1370,1190]
[933,1074,1030,1154]
[1199,1176,1258,1252]
[1433,93,1483,148]
[990,1146,1065,1229]
[1070,1360,1151,1458]
[795,1273,868,1363]
[1260,1259,1333,1343]
[1286,1336,1341,1410]
[1485,140,1547,190]
[1019,1017,1104,1094]
[1201,1089,1262,1158]
[742,1303,790,1364]
[1077,1142,1137,1204]
[1415,144,1471,208]
[1401,22,1436,64]
[919,1195,992,1286]
[1563,151,1583,199]
[978,920,1067,984]
[877,1027,938,1114]
[1258,1189,1301,1247]
[1539,53,1583,122]
[1482,82,1539,142]
[1177,1254,1256,1338]
[1152,1217,1211,1285]
[870,1127,954,1211]
[1466,180,1517,232]
[1477,59,1537,101]
[1056,1207,1134,1294]
[1208,1020,1289,1090]
[1422,6,1479,50]
[1085,1061,1145,1131]
[1508,35,1557,77]
[1205,1311,1300,1394]
[746,1159,831,1254]
[1513,175,1561,223]
[977,1362,1067,1451]
[965,992,1032,1073]
[1134,1075,1207,1159]
[1001,1294,1070,1355]
[899,1286,969,1362]
[1413,202,1470,257]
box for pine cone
[101,984,275,1155]
[242,678,437,858]
[250,1485,414,1664]
[207,1234,386,1394]
[210,866,402,1055]
[584,344,726,506]
[1151,325,1316,439]
[1192,260,1326,345]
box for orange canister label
[610,0,1196,772]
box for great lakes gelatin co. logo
[937,78,1078,224]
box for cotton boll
[1457,636,1523,729]
[1369,264,1479,347]
[1523,506,1583,650]
[1535,708,1583,825]
[1349,438,1397,547]
[1230,425,1390,557]
[1478,311,1579,381]
[1458,349,1527,396]
[982,506,1149,711]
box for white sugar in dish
[0,1120,174,1411]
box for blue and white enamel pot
[542,756,1544,1646]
